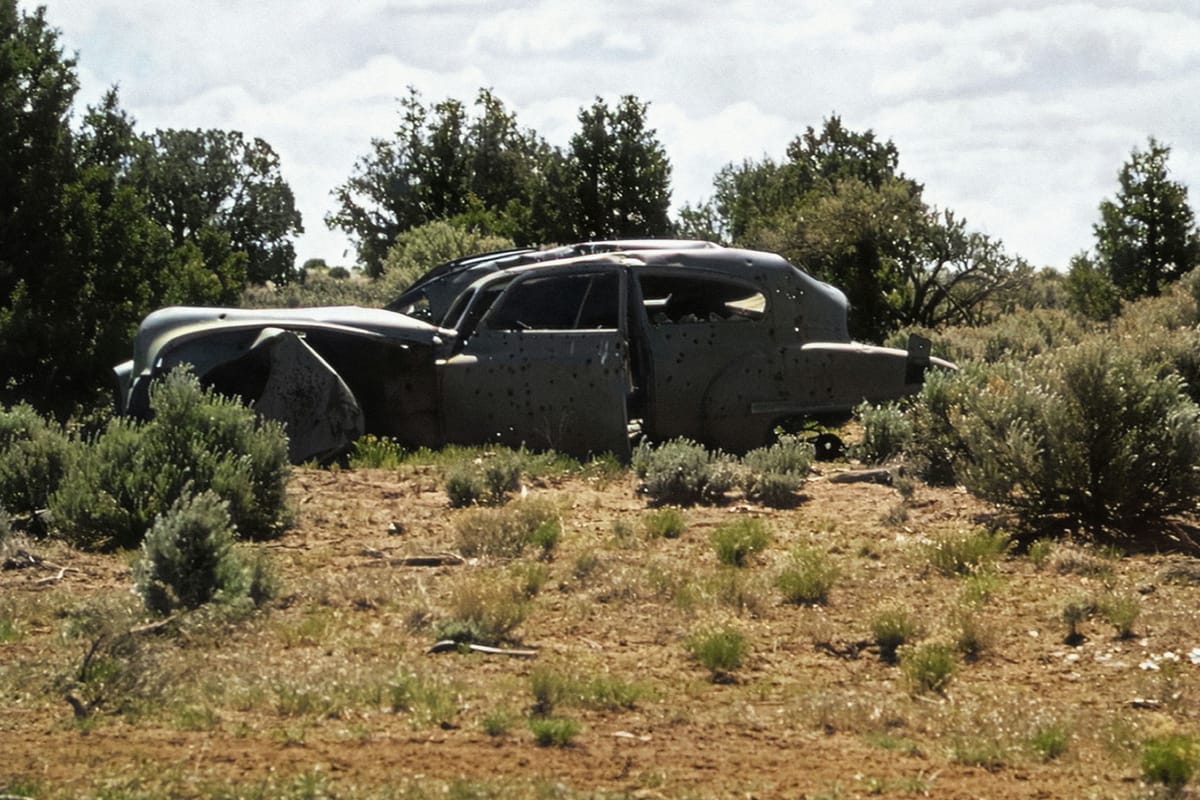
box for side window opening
[637,273,767,325]
[486,272,619,331]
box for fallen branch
[829,468,894,485]
[428,640,538,658]
[387,553,464,567]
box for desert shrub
[686,626,747,680]
[454,499,561,560]
[642,506,686,539]
[870,605,921,663]
[1029,723,1071,761]
[132,491,251,615]
[923,528,1011,576]
[906,365,982,485]
[775,544,839,605]
[347,435,407,469]
[444,467,484,508]
[852,401,913,465]
[528,716,582,747]
[633,438,737,505]
[950,307,1089,364]
[435,573,530,645]
[1097,592,1140,639]
[0,505,10,545]
[1142,734,1199,790]
[899,642,957,694]
[50,368,292,550]
[711,517,771,567]
[739,435,813,505]
[954,339,1200,532]
[380,220,514,296]
[442,449,524,507]
[0,403,77,518]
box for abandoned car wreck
[114,244,955,463]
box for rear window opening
[638,273,767,325]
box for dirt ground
[2,461,1200,799]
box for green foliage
[642,506,686,539]
[569,95,672,240]
[528,716,582,747]
[775,545,839,605]
[453,499,561,560]
[953,339,1200,532]
[0,10,302,414]
[899,642,957,694]
[443,449,525,508]
[852,401,913,464]
[434,573,531,646]
[1095,138,1200,300]
[0,402,76,517]
[444,467,484,508]
[380,219,514,296]
[632,438,738,505]
[719,116,1022,341]
[922,528,1010,577]
[132,491,251,615]
[347,434,408,469]
[49,368,292,550]
[739,435,814,505]
[1097,592,1140,639]
[1141,734,1200,790]
[686,626,747,680]
[387,670,459,729]
[1029,723,1070,761]
[711,517,771,567]
[870,605,920,663]
[1065,252,1121,321]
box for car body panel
[115,242,953,462]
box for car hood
[127,304,445,377]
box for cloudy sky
[26,0,1200,269]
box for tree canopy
[328,88,674,276]
[1094,138,1200,300]
[0,0,303,414]
[708,116,1023,342]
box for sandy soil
[2,463,1199,799]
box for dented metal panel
[115,241,955,463]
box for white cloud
[21,0,1200,268]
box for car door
[439,267,632,458]
[632,268,783,450]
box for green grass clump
[643,506,686,539]
[711,517,771,567]
[899,642,957,694]
[1141,733,1199,790]
[686,626,747,681]
[870,605,921,663]
[633,438,738,505]
[454,500,561,560]
[739,435,813,506]
[1029,723,1070,761]
[347,434,407,469]
[923,527,1010,576]
[528,716,582,747]
[387,670,459,729]
[434,574,530,645]
[775,544,839,605]
[852,400,914,464]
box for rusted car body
[115,243,953,462]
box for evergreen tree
[1095,138,1200,299]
